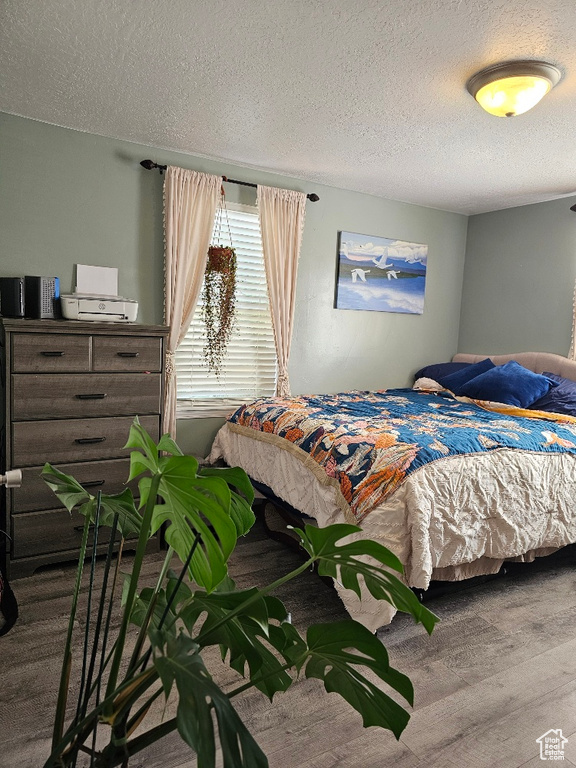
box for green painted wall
[459,197,576,356]
[1,112,469,456]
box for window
[175,203,277,417]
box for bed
[209,352,576,631]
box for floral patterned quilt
[228,389,576,522]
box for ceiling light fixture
[466,60,562,117]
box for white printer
[61,265,139,322]
[60,294,138,322]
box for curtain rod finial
[140,159,167,174]
[307,193,320,202]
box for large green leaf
[128,570,192,635]
[80,488,141,536]
[199,466,255,504]
[296,524,438,634]
[125,418,166,482]
[157,433,184,456]
[227,493,256,537]
[152,632,268,768]
[124,417,161,469]
[137,462,237,592]
[300,620,414,739]
[127,450,158,483]
[199,467,255,536]
[152,502,218,589]
[124,421,256,591]
[166,568,193,610]
[147,456,239,591]
[182,588,293,699]
[131,587,171,633]
[41,464,141,537]
[126,424,184,482]
[41,464,92,512]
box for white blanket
[210,425,576,630]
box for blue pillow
[413,361,471,383]
[458,361,556,408]
[529,372,576,416]
[440,358,495,394]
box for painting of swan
[335,230,428,314]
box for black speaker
[24,276,61,319]
[0,277,25,318]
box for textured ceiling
[2,0,576,214]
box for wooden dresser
[0,319,169,578]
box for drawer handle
[41,351,65,357]
[117,351,139,358]
[75,437,106,445]
[75,393,108,400]
[81,480,105,488]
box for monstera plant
[41,418,437,768]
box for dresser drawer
[12,415,160,467]
[92,335,163,372]
[12,373,162,420]
[12,333,91,372]
[12,458,135,513]
[12,508,115,559]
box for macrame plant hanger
[202,187,237,377]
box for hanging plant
[202,191,237,376]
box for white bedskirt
[210,424,576,631]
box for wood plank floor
[2,515,576,768]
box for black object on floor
[0,570,18,636]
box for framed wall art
[334,231,427,314]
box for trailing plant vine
[202,190,237,377]
[202,244,237,376]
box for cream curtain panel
[257,185,306,397]
[570,279,576,360]
[163,166,222,437]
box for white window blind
[175,203,277,418]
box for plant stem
[125,687,164,737]
[94,718,178,768]
[51,516,91,751]
[74,495,102,720]
[125,545,174,678]
[44,667,158,768]
[70,497,102,768]
[89,536,124,705]
[88,513,120,766]
[110,544,176,757]
[104,473,161,713]
[227,659,297,699]
[196,557,314,645]
[139,532,201,673]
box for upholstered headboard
[452,352,576,382]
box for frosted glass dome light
[466,60,562,117]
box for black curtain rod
[140,159,320,202]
